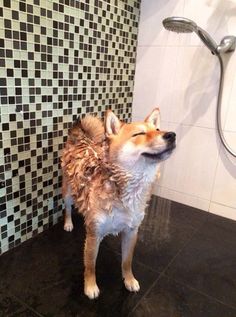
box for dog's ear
[145,108,160,129]
[105,110,121,135]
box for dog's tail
[68,116,105,144]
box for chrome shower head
[163,17,218,55]
[163,17,197,34]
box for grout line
[210,200,236,210]
[138,44,203,48]
[34,279,67,295]
[174,277,236,312]
[162,121,216,130]
[155,185,210,207]
[129,219,207,315]
[222,69,236,131]
[127,275,163,317]
[8,292,44,317]
[208,142,223,211]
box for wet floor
[0,195,236,316]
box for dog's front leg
[84,231,100,299]
[121,228,140,292]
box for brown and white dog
[61,108,176,299]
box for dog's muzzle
[142,131,176,161]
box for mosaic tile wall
[0,0,141,254]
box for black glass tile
[131,275,236,317]
[0,291,24,315]
[165,213,236,309]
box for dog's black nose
[163,132,176,143]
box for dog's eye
[132,132,146,137]
[156,129,160,131]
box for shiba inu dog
[61,108,176,299]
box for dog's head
[105,108,176,169]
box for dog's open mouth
[142,145,176,160]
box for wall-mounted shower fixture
[163,17,236,157]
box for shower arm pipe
[216,54,236,157]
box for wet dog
[61,108,176,299]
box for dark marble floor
[0,196,236,317]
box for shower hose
[217,54,236,157]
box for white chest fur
[97,206,145,238]
[97,164,159,238]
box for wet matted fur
[61,109,176,299]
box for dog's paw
[124,277,140,292]
[84,283,100,299]
[64,222,74,232]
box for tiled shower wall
[0,0,140,254]
[133,0,236,220]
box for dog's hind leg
[64,195,74,232]
[121,228,140,292]
[62,176,74,232]
[84,230,101,299]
